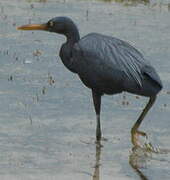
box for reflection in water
[92,143,151,180]
[92,143,102,180]
[129,145,170,180]
[130,163,148,180]
[129,146,150,180]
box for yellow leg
[131,96,156,147]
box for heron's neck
[65,26,80,45]
[59,25,80,73]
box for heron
[17,16,162,147]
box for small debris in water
[3,50,9,55]
[33,49,42,57]
[24,60,32,64]
[42,86,46,95]
[135,96,140,99]
[48,76,55,85]
[29,115,33,125]
[163,104,167,107]
[167,91,170,94]
[36,93,39,102]
[122,100,130,106]
[122,101,126,105]
[86,10,89,21]
[34,39,42,43]
[12,22,16,27]
[8,75,13,81]
[2,15,7,20]
[48,73,55,85]
[168,3,170,11]
[30,4,34,9]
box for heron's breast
[78,73,124,95]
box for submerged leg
[92,91,102,142]
[131,96,156,147]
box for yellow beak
[17,23,48,31]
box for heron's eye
[49,21,54,27]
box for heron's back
[73,33,162,96]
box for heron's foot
[131,130,160,153]
[143,142,156,152]
[131,129,148,147]
[143,141,164,153]
[131,130,169,154]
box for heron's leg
[131,96,156,147]
[92,91,101,142]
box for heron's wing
[142,65,162,88]
[72,33,161,88]
[116,39,162,88]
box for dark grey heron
[17,16,162,147]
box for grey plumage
[72,33,162,96]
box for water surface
[0,0,170,179]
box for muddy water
[0,0,170,179]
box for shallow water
[0,0,170,179]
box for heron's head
[17,16,78,36]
